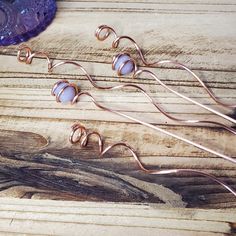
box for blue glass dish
[0,0,57,46]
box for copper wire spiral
[17,45,236,134]
[70,123,236,197]
[95,25,236,110]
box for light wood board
[0,0,236,234]
[0,198,235,236]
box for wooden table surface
[0,0,236,235]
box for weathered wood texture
[0,198,236,236]
[0,0,236,211]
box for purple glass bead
[113,54,135,76]
[0,0,57,46]
[52,81,77,104]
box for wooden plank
[0,124,235,208]
[0,198,234,236]
[0,0,236,211]
[2,1,236,71]
[0,55,235,125]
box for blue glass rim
[0,0,57,46]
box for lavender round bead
[52,82,76,103]
[114,54,134,75]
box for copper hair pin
[17,45,236,164]
[17,45,236,135]
[70,123,236,197]
[69,91,235,164]
[95,25,236,125]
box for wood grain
[0,0,236,213]
[0,198,235,236]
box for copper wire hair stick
[17,46,236,135]
[16,45,236,196]
[71,92,236,164]
[16,46,236,163]
[95,25,236,123]
[70,123,236,197]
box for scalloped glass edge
[0,1,57,46]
